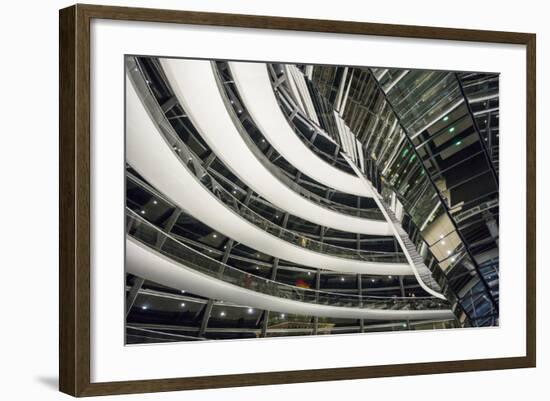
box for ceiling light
[443,116,449,122]
[447,250,452,255]
[441,240,446,245]
[280,313,285,319]
[440,234,444,239]
[449,127,455,133]
[140,210,146,215]
[213,234,217,238]
[152,200,158,205]
[455,140,462,146]
[181,290,185,294]
[371,279,375,282]
[388,275,392,279]
[247,308,254,314]
[220,311,226,317]
[340,277,345,282]
[141,305,148,310]
[180,303,186,307]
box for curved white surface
[126,77,410,275]
[229,61,374,198]
[127,238,455,321]
[160,58,392,236]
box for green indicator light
[449,127,455,133]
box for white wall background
[0,0,546,399]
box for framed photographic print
[59,4,536,397]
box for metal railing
[127,208,448,311]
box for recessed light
[449,127,455,133]
[152,200,158,205]
[180,303,186,307]
[213,234,217,238]
[247,308,254,314]
[181,290,185,294]
[140,210,146,215]
[447,250,452,255]
[443,116,449,122]
[141,305,148,310]
[340,277,345,282]
[220,311,226,317]
[441,240,446,245]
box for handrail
[128,57,405,263]
[127,208,448,311]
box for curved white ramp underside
[126,77,410,275]
[159,59,392,236]
[127,238,455,321]
[229,61,374,198]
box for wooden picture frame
[59,3,536,397]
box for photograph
[124,56,500,344]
